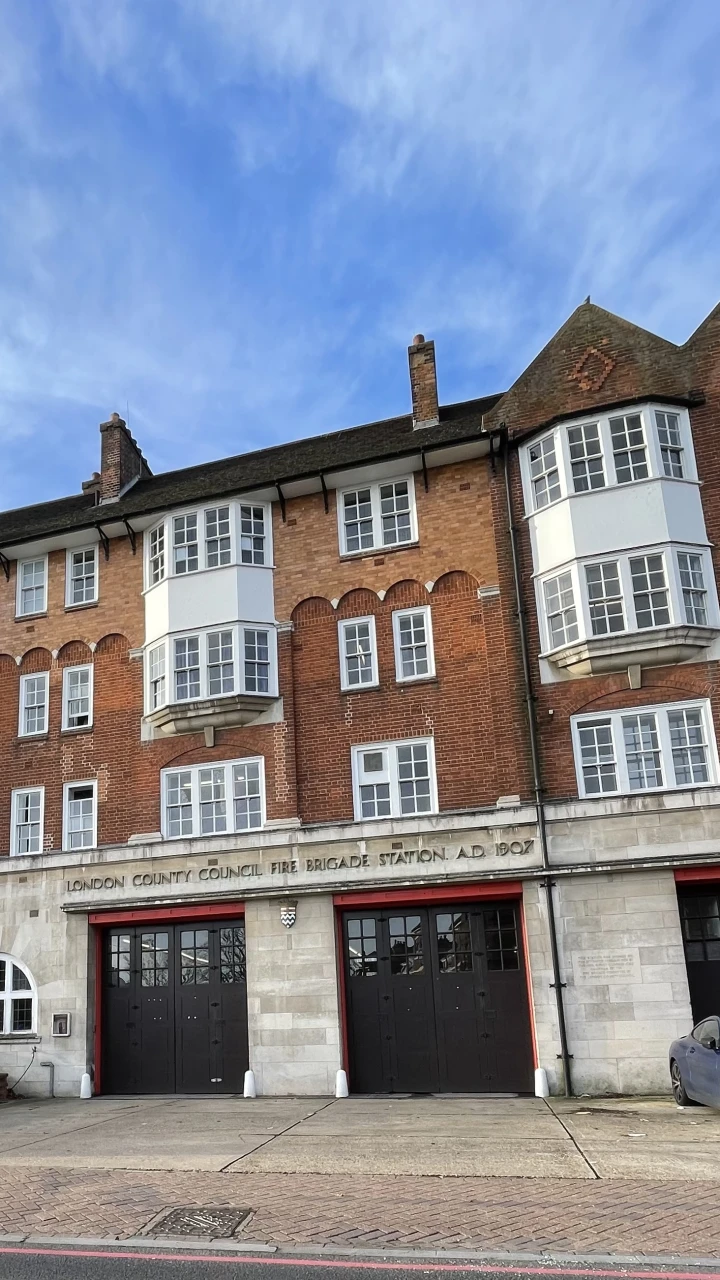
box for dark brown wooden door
[103,920,248,1094]
[343,901,534,1095]
[678,890,720,1022]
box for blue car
[670,1016,720,1107]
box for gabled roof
[484,300,690,437]
[0,392,502,547]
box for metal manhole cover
[143,1206,253,1238]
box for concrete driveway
[1,1094,719,1179]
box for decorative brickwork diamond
[570,345,616,392]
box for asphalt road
[0,1249,719,1280]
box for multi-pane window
[352,738,437,821]
[577,720,617,794]
[220,926,246,983]
[174,636,201,700]
[11,788,44,855]
[149,644,166,709]
[244,629,270,693]
[393,607,434,681]
[233,761,262,830]
[199,766,227,834]
[19,673,48,737]
[622,714,663,790]
[346,918,378,978]
[572,702,716,797]
[339,478,416,554]
[610,413,648,483]
[668,708,710,786]
[483,907,520,970]
[62,665,93,730]
[0,957,36,1034]
[656,410,684,478]
[67,547,98,605]
[585,562,624,635]
[140,932,169,987]
[166,771,193,836]
[567,423,605,492]
[180,929,210,984]
[149,525,165,584]
[173,513,199,574]
[240,506,265,565]
[435,912,472,972]
[680,895,720,963]
[108,934,131,987]
[205,506,232,567]
[17,558,46,616]
[630,554,670,628]
[677,552,707,625]
[528,436,561,509]
[207,631,234,695]
[543,572,578,648]
[63,782,97,850]
[162,758,265,838]
[339,617,377,690]
[388,915,424,975]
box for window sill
[340,682,380,695]
[339,540,419,562]
[61,725,93,736]
[15,611,48,623]
[545,624,720,677]
[396,675,439,687]
[16,733,49,744]
[146,692,280,736]
[64,600,99,612]
[0,1034,40,1043]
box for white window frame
[204,505,233,568]
[18,672,49,738]
[147,523,166,586]
[528,434,563,510]
[61,664,94,731]
[16,556,48,618]
[337,476,418,556]
[571,700,719,799]
[351,737,438,821]
[238,503,267,566]
[145,625,277,714]
[65,545,98,607]
[0,954,37,1036]
[338,616,379,691]
[392,606,435,682]
[542,570,579,650]
[161,756,266,839]
[172,512,200,575]
[10,787,45,857]
[148,641,167,710]
[566,421,605,493]
[62,779,98,851]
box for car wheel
[671,1059,699,1106]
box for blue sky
[1,0,719,509]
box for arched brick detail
[57,639,93,666]
[291,596,334,626]
[432,569,479,597]
[383,579,430,608]
[19,647,52,673]
[336,587,380,618]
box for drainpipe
[498,427,573,1097]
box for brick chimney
[408,334,439,430]
[99,413,151,502]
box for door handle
[689,1047,696,1053]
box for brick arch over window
[290,596,335,627]
[19,647,52,673]
[94,632,131,657]
[431,569,480,597]
[336,587,380,618]
[383,578,431,608]
[56,639,93,666]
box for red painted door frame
[332,880,531,1089]
[90,900,246,1096]
[675,867,720,884]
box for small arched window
[0,955,36,1035]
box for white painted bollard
[80,1072,92,1099]
[243,1069,257,1098]
[534,1067,549,1098]
[335,1069,349,1098]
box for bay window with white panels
[537,543,718,670]
[338,477,418,556]
[161,758,265,838]
[572,700,719,798]
[351,738,437,820]
[144,500,272,585]
[145,624,277,716]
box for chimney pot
[408,334,439,430]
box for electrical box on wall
[52,1013,71,1037]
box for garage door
[678,890,720,1023]
[102,920,248,1094]
[342,901,534,1094]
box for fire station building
[2,300,720,1098]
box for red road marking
[0,1247,718,1276]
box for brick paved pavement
[2,1168,720,1257]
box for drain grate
[142,1206,253,1239]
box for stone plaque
[573,950,641,985]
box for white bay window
[145,500,271,586]
[572,701,718,798]
[352,738,437,821]
[162,757,264,838]
[146,625,276,714]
